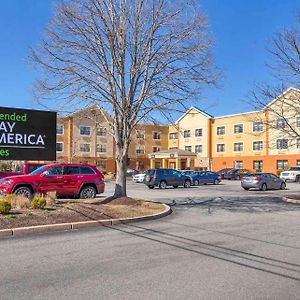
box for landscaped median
[0,196,171,238]
[282,195,300,204]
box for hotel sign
[0,107,56,161]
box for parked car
[224,169,250,180]
[189,171,221,185]
[0,163,105,199]
[216,168,233,179]
[0,161,45,180]
[241,173,286,191]
[132,171,146,183]
[280,166,300,182]
[144,168,192,189]
[126,168,138,177]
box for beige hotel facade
[55,88,300,174]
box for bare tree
[250,14,300,145]
[31,0,217,198]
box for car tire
[213,179,220,185]
[236,175,240,180]
[184,180,191,188]
[159,181,167,189]
[280,182,286,190]
[14,186,33,199]
[260,183,267,191]
[173,185,178,188]
[79,185,97,199]
[243,187,249,191]
[296,176,300,183]
[194,180,199,186]
[148,185,154,189]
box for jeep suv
[0,163,105,199]
[144,168,192,189]
[280,166,300,182]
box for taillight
[253,177,262,181]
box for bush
[0,200,11,214]
[31,196,47,209]
[5,194,30,209]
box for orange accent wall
[212,154,300,173]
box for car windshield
[289,167,300,171]
[29,165,48,175]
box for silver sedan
[241,173,286,191]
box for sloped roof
[175,106,213,124]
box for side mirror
[41,171,49,177]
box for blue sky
[0,0,299,117]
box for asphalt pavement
[1,180,300,299]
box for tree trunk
[113,151,128,199]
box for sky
[0,0,299,117]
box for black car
[144,168,192,189]
[216,168,233,179]
[224,169,250,180]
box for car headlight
[3,179,12,185]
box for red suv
[0,163,105,199]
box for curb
[282,197,300,204]
[0,204,171,238]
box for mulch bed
[0,197,165,230]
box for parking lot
[102,179,300,203]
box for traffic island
[282,195,300,204]
[0,197,171,238]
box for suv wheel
[159,181,167,189]
[194,180,199,186]
[148,185,154,189]
[79,186,97,199]
[236,175,240,180]
[14,186,33,199]
[184,180,191,188]
[213,179,220,185]
[296,176,300,183]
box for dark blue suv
[144,169,192,189]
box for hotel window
[234,142,243,152]
[195,128,203,137]
[234,124,243,134]
[152,132,161,140]
[152,146,161,153]
[169,132,178,139]
[56,124,64,135]
[276,118,287,129]
[96,144,107,153]
[276,139,288,149]
[195,145,203,153]
[185,146,192,152]
[136,130,145,139]
[136,146,145,155]
[253,141,263,151]
[217,144,225,152]
[217,126,225,135]
[253,160,263,171]
[234,160,243,169]
[96,160,106,170]
[296,116,300,128]
[253,121,263,132]
[97,127,107,136]
[56,142,63,152]
[80,126,91,136]
[276,160,288,170]
[80,143,90,152]
[297,138,300,149]
[183,130,191,138]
